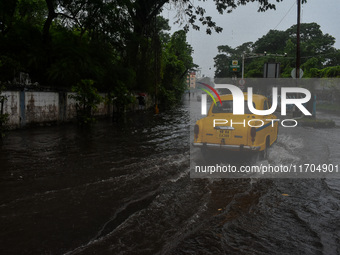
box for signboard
[238,79,245,90]
[291,68,304,79]
[263,63,280,78]
[229,60,241,72]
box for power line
[274,0,296,30]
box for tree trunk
[42,0,57,44]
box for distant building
[187,72,196,89]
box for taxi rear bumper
[193,142,261,151]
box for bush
[68,80,103,124]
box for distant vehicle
[193,93,278,159]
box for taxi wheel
[261,145,268,160]
[260,137,270,160]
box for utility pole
[296,0,301,79]
[293,0,302,117]
[242,53,245,80]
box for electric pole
[296,0,301,79]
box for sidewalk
[316,111,340,127]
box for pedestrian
[137,94,146,110]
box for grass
[317,103,340,113]
[299,117,335,128]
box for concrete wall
[1,91,110,128]
[2,91,20,127]
[25,92,59,124]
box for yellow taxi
[193,93,278,159]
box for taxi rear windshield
[212,100,255,114]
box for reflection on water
[0,98,340,254]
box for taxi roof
[208,93,269,113]
[218,93,267,102]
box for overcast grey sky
[162,0,340,77]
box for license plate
[219,130,230,138]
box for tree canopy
[214,22,340,78]
[0,0,295,107]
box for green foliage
[160,30,195,107]
[180,0,286,34]
[1,0,287,112]
[322,66,340,77]
[214,42,254,77]
[301,57,322,77]
[254,30,287,54]
[309,66,340,78]
[15,0,46,26]
[107,82,135,113]
[47,26,114,87]
[214,22,340,78]
[0,56,22,82]
[68,79,103,124]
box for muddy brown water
[1,98,340,254]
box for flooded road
[1,98,340,254]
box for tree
[68,79,103,124]
[111,0,288,89]
[160,30,196,106]
[173,0,286,34]
[283,23,337,77]
[214,42,253,78]
[214,22,340,78]
[253,29,287,54]
[0,0,47,82]
[0,0,291,110]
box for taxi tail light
[250,127,256,142]
[194,124,199,139]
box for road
[0,98,340,254]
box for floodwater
[1,97,340,255]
